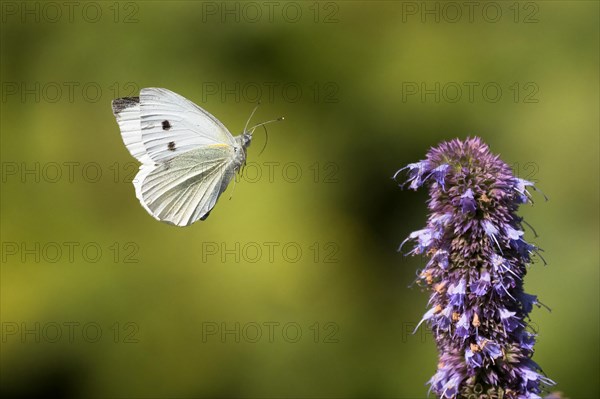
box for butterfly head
[239,131,253,149]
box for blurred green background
[1,1,598,398]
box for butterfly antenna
[248,116,284,134]
[258,125,269,156]
[244,101,261,133]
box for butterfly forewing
[112,97,153,164]
[139,88,235,163]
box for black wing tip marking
[112,96,140,115]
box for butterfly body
[233,131,253,168]
[112,88,256,227]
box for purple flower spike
[397,137,554,397]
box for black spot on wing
[162,120,171,130]
[112,96,139,115]
[168,141,176,151]
[200,210,211,221]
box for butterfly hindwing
[134,145,237,226]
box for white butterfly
[112,88,282,227]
